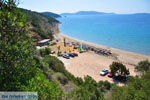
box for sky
[18,0,150,14]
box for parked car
[68,53,75,57]
[63,54,70,59]
[73,53,78,56]
[100,69,108,76]
[107,72,113,77]
[113,75,130,82]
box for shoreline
[55,32,150,65]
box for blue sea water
[57,14,150,55]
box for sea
[57,14,150,55]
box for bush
[39,47,51,57]
[33,55,54,81]
[20,8,55,40]
[54,73,68,85]
[64,51,67,54]
[98,81,105,92]
[111,66,150,100]
[42,55,83,86]
[21,69,63,100]
[57,51,62,56]
[97,81,112,92]
[50,42,57,46]
[135,60,150,73]
[103,81,111,90]
[43,55,66,72]
[84,75,97,86]
[0,0,37,91]
[69,76,105,100]
[75,77,84,85]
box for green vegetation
[111,60,150,100]
[0,0,36,91]
[67,76,108,100]
[54,73,68,85]
[64,38,66,47]
[21,69,63,100]
[110,62,130,76]
[43,55,65,72]
[41,12,61,18]
[57,46,62,56]
[38,47,51,57]
[0,0,63,99]
[1,1,150,100]
[135,60,150,73]
[20,8,59,41]
[98,81,112,92]
[50,42,57,46]
[37,49,106,100]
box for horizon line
[39,10,150,15]
[20,7,150,15]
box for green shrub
[42,55,79,84]
[54,73,68,85]
[39,49,46,57]
[57,51,62,56]
[43,55,65,72]
[111,68,150,100]
[75,77,84,85]
[84,75,97,86]
[45,47,51,54]
[69,76,105,100]
[98,81,105,92]
[64,51,67,54]
[50,42,57,46]
[135,60,150,73]
[97,81,112,92]
[103,81,111,90]
[21,69,63,100]
[20,8,55,40]
[39,47,51,57]
[0,0,37,91]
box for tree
[57,46,62,56]
[0,0,37,90]
[111,61,150,100]
[64,38,66,47]
[109,62,130,76]
[135,60,150,73]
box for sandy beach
[55,33,150,65]
[53,33,150,84]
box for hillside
[41,12,61,18]
[20,8,60,42]
[2,1,150,100]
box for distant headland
[61,11,150,16]
[61,11,115,16]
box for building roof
[38,39,50,43]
